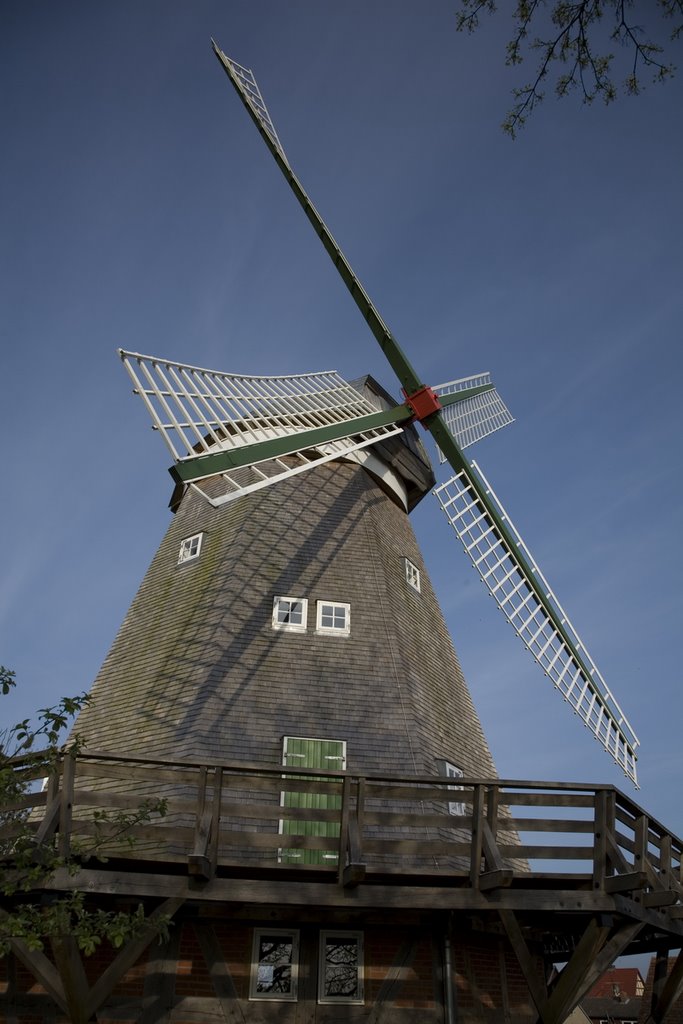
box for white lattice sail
[433,374,514,458]
[120,351,404,507]
[212,45,289,166]
[434,463,639,785]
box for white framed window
[404,558,421,593]
[177,532,203,564]
[315,601,350,635]
[437,759,466,816]
[272,596,308,632]
[250,929,299,1000]
[318,931,364,1003]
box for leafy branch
[456,1,683,135]
[0,669,168,955]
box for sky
[1,2,682,842]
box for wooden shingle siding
[74,456,497,784]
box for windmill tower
[75,364,500,786]
[4,43,683,1024]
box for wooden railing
[2,752,682,904]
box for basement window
[404,558,421,593]
[318,931,364,1003]
[272,596,308,632]
[437,759,466,817]
[177,532,203,564]
[250,929,299,1001]
[316,601,350,635]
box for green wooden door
[280,737,346,865]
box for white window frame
[250,928,300,1001]
[404,557,421,593]
[315,600,350,636]
[438,759,466,817]
[272,596,308,633]
[177,532,203,564]
[318,930,364,1004]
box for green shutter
[280,737,345,865]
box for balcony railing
[2,751,682,908]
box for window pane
[319,932,363,1002]
[272,596,307,631]
[316,601,350,633]
[249,929,294,999]
[178,533,202,564]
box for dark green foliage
[456,1,683,134]
[0,672,168,955]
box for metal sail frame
[209,42,640,784]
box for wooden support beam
[479,869,514,892]
[544,919,643,1024]
[498,909,549,1019]
[542,917,612,1024]
[83,896,184,1020]
[367,934,420,1024]
[139,924,182,1024]
[642,890,679,908]
[33,794,62,846]
[646,946,683,1024]
[654,947,670,1000]
[480,818,513,889]
[188,808,214,879]
[481,818,505,871]
[50,934,92,1024]
[1,932,67,1014]
[606,831,631,874]
[604,872,648,893]
[194,922,246,1023]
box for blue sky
[2,3,682,834]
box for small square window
[437,759,466,816]
[404,558,421,593]
[318,931,363,1003]
[316,601,350,635]
[272,596,308,632]
[250,929,299,1001]
[177,533,203,564]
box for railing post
[659,833,673,890]
[57,752,75,859]
[340,776,365,887]
[486,782,500,840]
[337,775,351,883]
[189,766,217,880]
[470,784,484,888]
[593,788,608,892]
[634,812,649,876]
[209,766,222,873]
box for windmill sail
[433,374,514,456]
[434,464,639,783]
[120,350,404,506]
[214,44,640,785]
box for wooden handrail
[2,752,681,901]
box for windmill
[117,43,638,786]
[8,43,683,1024]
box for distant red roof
[588,967,644,999]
